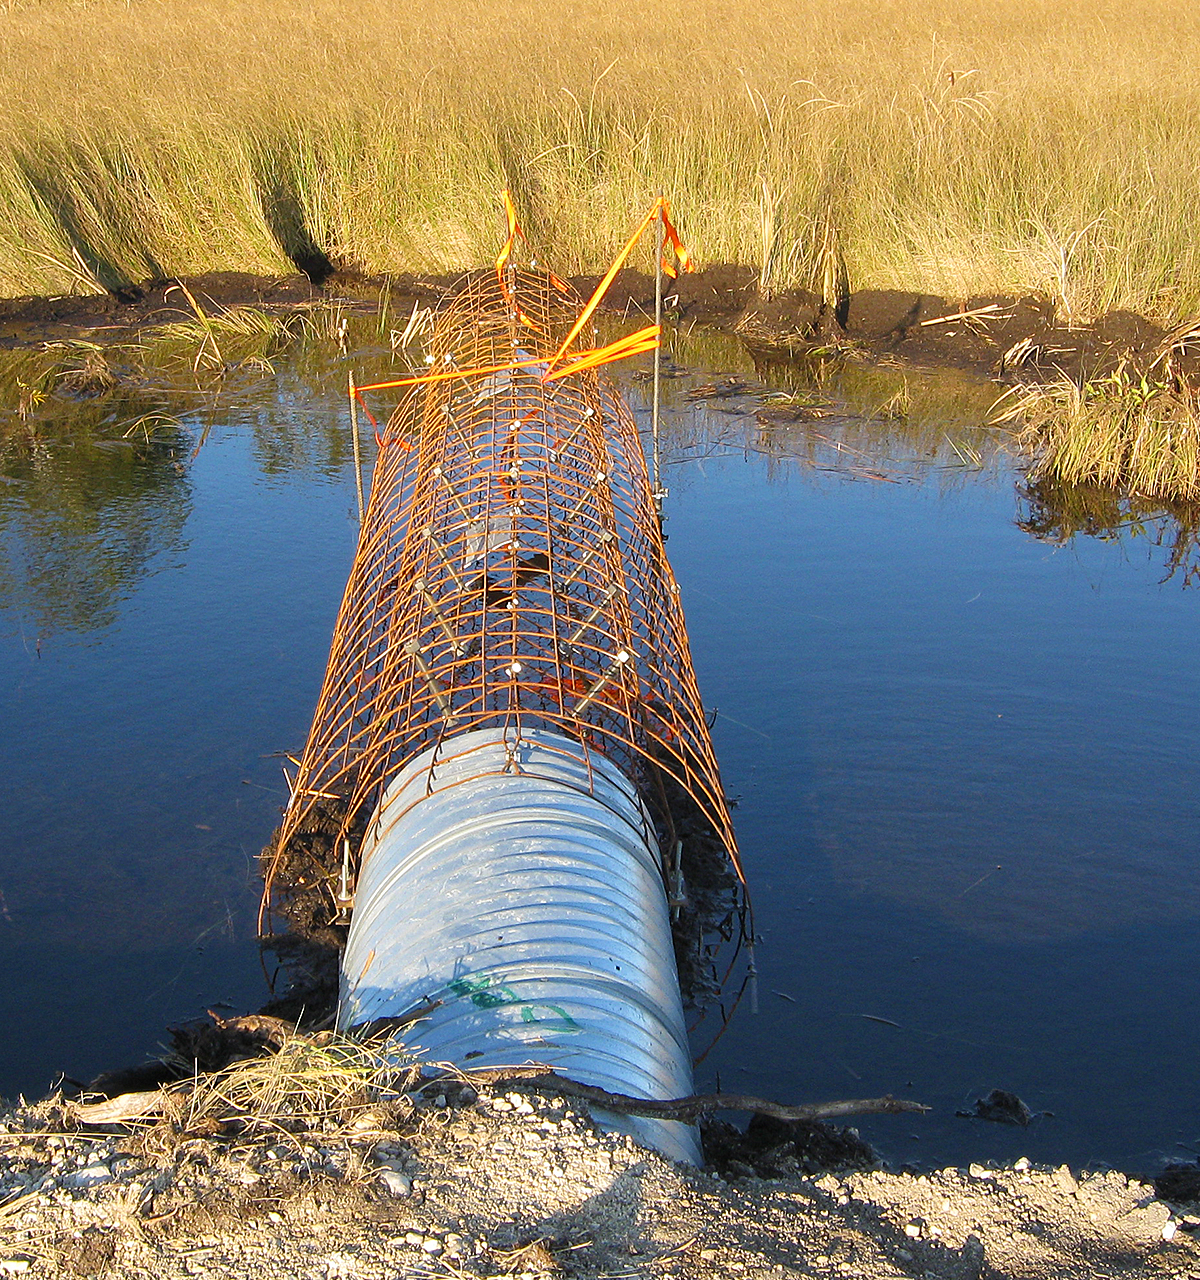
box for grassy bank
[2,0,1200,317]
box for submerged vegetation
[0,0,1199,320]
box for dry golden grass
[2,0,1200,316]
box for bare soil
[3,1087,1198,1280]
[0,267,1187,385]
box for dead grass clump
[181,1033,419,1134]
[994,364,1200,502]
[77,1031,420,1143]
[49,340,122,396]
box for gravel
[1,1092,1198,1279]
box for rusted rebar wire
[263,268,741,917]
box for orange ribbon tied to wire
[544,195,693,377]
[542,324,660,381]
[354,194,693,438]
[659,199,692,279]
[496,188,524,282]
[496,188,544,333]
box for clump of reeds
[994,357,1200,501]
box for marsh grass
[2,0,1200,318]
[0,300,360,453]
[995,365,1200,501]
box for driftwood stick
[74,1090,170,1125]
[453,1066,929,1124]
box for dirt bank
[2,1083,1198,1280]
[0,267,1186,385]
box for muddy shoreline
[0,266,1181,384]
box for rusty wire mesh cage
[262,268,746,998]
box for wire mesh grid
[263,268,743,916]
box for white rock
[422,1238,444,1255]
[1013,1157,1031,1172]
[0,1261,31,1275]
[1162,1220,1177,1242]
[378,1171,412,1197]
[65,1164,112,1189]
[405,1233,425,1246]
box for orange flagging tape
[544,196,693,375]
[660,200,692,279]
[356,326,661,400]
[542,325,660,380]
[544,203,660,375]
[356,355,553,395]
[355,195,690,427]
[352,387,379,429]
[496,188,524,280]
[496,189,543,333]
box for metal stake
[349,370,365,525]
[652,192,665,520]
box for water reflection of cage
[263,267,743,930]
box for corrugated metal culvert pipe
[341,727,699,1163]
[264,265,747,1165]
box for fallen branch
[72,1048,929,1131]
[455,1066,929,1124]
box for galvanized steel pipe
[339,726,701,1164]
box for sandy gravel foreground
[2,1088,1198,1280]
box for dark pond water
[1,320,1197,1176]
